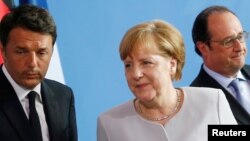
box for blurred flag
[0,0,65,83]
[0,0,13,20]
[0,0,15,64]
[19,0,47,8]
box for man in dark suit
[0,4,78,141]
[191,5,250,124]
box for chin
[22,80,40,89]
[139,94,156,101]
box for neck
[136,89,182,121]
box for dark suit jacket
[0,67,78,141]
[190,64,250,124]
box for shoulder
[98,100,134,120]
[180,87,225,103]
[243,64,250,71]
[42,78,73,95]
[179,87,236,124]
[181,87,222,95]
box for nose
[132,66,143,80]
[232,39,244,51]
[27,53,38,68]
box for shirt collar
[2,65,42,101]
[203,64,246,88]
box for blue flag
[19,0,47,9]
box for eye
[142,61,152,65]
[37,49,48,56]
[224,38,234,45]
[15,49,27,54]
[124,63,131,68]
[237,33,244,41]
[39,51,47,55]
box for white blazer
[97,87,237,141]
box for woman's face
[123,45,177,102]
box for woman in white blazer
[97,20,237,141]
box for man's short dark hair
[192,5,236,56]
[0,4,57,47]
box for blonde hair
[119,20,185,80]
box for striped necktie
[229,79,250,113]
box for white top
[97,87,237,141]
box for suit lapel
[41,81,58,141]
[242,65,250,80]
[0,67,33,141]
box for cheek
[38,61,51,74]
[207,49,225,60]
[153,67,170,79]
[153,71,170,85]
[7,58,23,69]
[41,58,51,65]
[145,72,161,88]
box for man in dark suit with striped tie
[0,4,78,141]
[190,5,250,124]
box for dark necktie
[28,91,43,141]
[229,79,250,113]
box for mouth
[231,52,244,59]
[24,71,40,79]
[136,83,149,89]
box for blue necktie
[28,91,43,141]
[229,79,250,113]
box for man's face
[0,27,53,89]
[204,12,247,77]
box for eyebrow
[211,31,243,42]
[225,31,244,39]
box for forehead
[130,39,160,56]
[7,27,53,48]
[207,12,243,37]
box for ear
[169,57,177,79]
[196,41,210,57]
[170,57,177,72]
